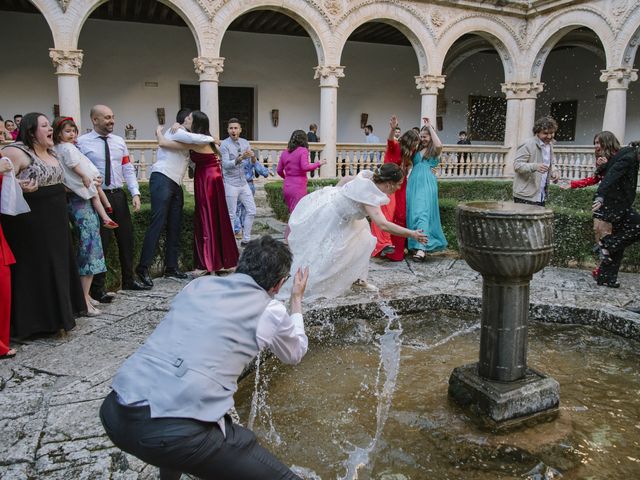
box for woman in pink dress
[277,129,325,213]
[157,111,239,274]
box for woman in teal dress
[407,118,448,260]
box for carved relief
[430,10,445,28]
[415,74,446,94]
[324,0,344,17]
[314,65,345,86]
[612,0,628,16]
[501,82,544,99]
[599,67,638,88]
[58,0,71,12]
[49,49,83,75]
[193,57,225,82]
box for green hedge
[264,179,640,271]
[96,183,195,290]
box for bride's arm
[336,175,355,187]
[364,204,428,243]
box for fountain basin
[236,304,640,479]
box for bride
[280,163,427,300]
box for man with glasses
[100,236,309,479]
[220,118,257,246]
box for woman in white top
[52,117,112,316]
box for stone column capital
[193,57,224,82]
[414,74,446,95]
[599,67,638,90]
[501,81,544,100]
[49,49,83,76]
[314,65,345,87]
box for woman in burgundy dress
[157,111,238,274]
[277,129,325,212]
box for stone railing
[333,144,509,178]
[0,140,617,183]
[553,146,596,180]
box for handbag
[0,157,31,216]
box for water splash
[339,301,403,479]
[247,351,283,446]
[408,321,481,351]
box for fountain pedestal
[448,201,560,427]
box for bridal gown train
[280,170,389,300]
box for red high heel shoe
[103,219,119,230]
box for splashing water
[339,302,403,480]
[248,351,283,446]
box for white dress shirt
[77,130,140,196]
[151,128,214,185]
[538,138,552,202]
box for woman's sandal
[413,250,426,261]
[0,348,17,360]
[103,219,119,230]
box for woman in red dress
[0,156,17,359]
[371,116,420,260]
[157,111,239,274]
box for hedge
[264,179,640,271]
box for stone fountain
[448,201,560,427]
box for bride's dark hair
[373,163,404,184]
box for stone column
[49,49,83,129]
[414,74,445,124]
[501,82,544,174]
[600,67,638,142]
[194,57,224,138]
[314,65,345,177]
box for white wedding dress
[279,170,389,300]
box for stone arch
[66,0,205,53]
[619,12,640,68]
[527,9,614,79]
[435,15,519,81]
[333,4,430,73]
[211,0,329,65]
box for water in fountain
[339,302,403,479]
[235,309,640,478]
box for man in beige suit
[513,116,560,206]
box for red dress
[191,151,239,272]
[371,140,407,261]
[0,218,16,356]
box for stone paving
[1,183,639,479]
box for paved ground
[1,182,639,479]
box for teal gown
[406,153,448,252]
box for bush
[264,179,640,271]
[99,184,195,290]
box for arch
[527,9,613,79]
[435,15,519,81]
[212,0,329,65]
[443,36,497,77]
[334,4,431,73]
[619,11,640,68]
[67,0,205,54]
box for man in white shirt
[100,236,308,480]
[77,105,149,301]
[364,123,381,169]
[136,109,215,287]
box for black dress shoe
[135,266,154,288]
[596,279,620,288]
[240,241,250,247]
[122,280,152,291]
[164,268,188,280]
[91,291,115,303]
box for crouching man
[100,235,308,480]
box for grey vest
[112,273,272,422]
